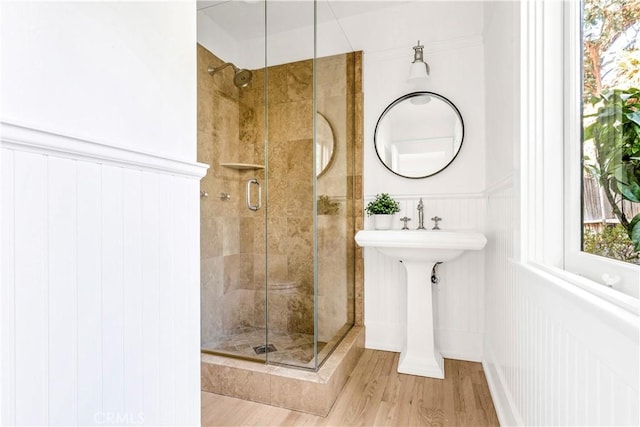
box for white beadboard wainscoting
[1,122,207,426]
[362,194,487,362]
[483,178,640,426]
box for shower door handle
[246,178,261,211]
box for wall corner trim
[1,121,209,179]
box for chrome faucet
[431,216,442,230]
[416,198,426,230]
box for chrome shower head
[208,62,252,88]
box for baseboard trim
[437,329,483,362]
[482,344,522,427]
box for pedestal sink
[355,229,487,379]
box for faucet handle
[430,216,442,230]
[400,216,411,230]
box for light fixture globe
[408,61,429,81]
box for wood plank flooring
[201,349,500,426]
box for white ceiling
[196,0,411,42]
[196,1,484,70]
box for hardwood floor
[201,349,500,426]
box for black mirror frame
[374,91,465,179]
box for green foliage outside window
[582,0,640,261]
[584,88,640,251]
[584,224,640,262]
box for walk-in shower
[197,0,360,372]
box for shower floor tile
[202,327,326,368]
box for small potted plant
[365,193,400,230]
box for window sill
[566,251,639,297]
[531,259,639,316]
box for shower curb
[200,326,365,416]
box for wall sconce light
[408,40,431,105]
[408,40,430,82]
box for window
[581,0,640,266]
[559,0,640,297]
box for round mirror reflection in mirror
[316,112,335,177]
[374,92,464,179]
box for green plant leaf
[612,163,640,202]
[629,214,640,251]
[616,180,640,202]
[627,111,640,126]
[365,193,400,216]
[583,125,594,140]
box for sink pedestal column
[397,260,444,379]
[354,229,487,379]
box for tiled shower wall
[198,45,251,344]
[198,45,361,345]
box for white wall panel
[13,151,48,426]
[141,172,161,426]
[1,2,200,424]
[363,195,487,362]
[158,173,177,425]
[48,157,78,425]
[480,5,639,422]
[1,123,207,426]
[101,165,126,421]
[76,162,103,425]
[1,149,16,427]
[123,169,144,421]
[173,177,197,424]
[363,247,405,352]
[483,180,640,426]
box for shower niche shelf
[220,162,265,170]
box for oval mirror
[374,92,464,179]
[316,112,335,177]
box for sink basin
[354,230,487,262]
[355,228,487,379]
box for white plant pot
[373,214,393,230]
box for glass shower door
[264,0,319,369]
[198,0,269,363]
